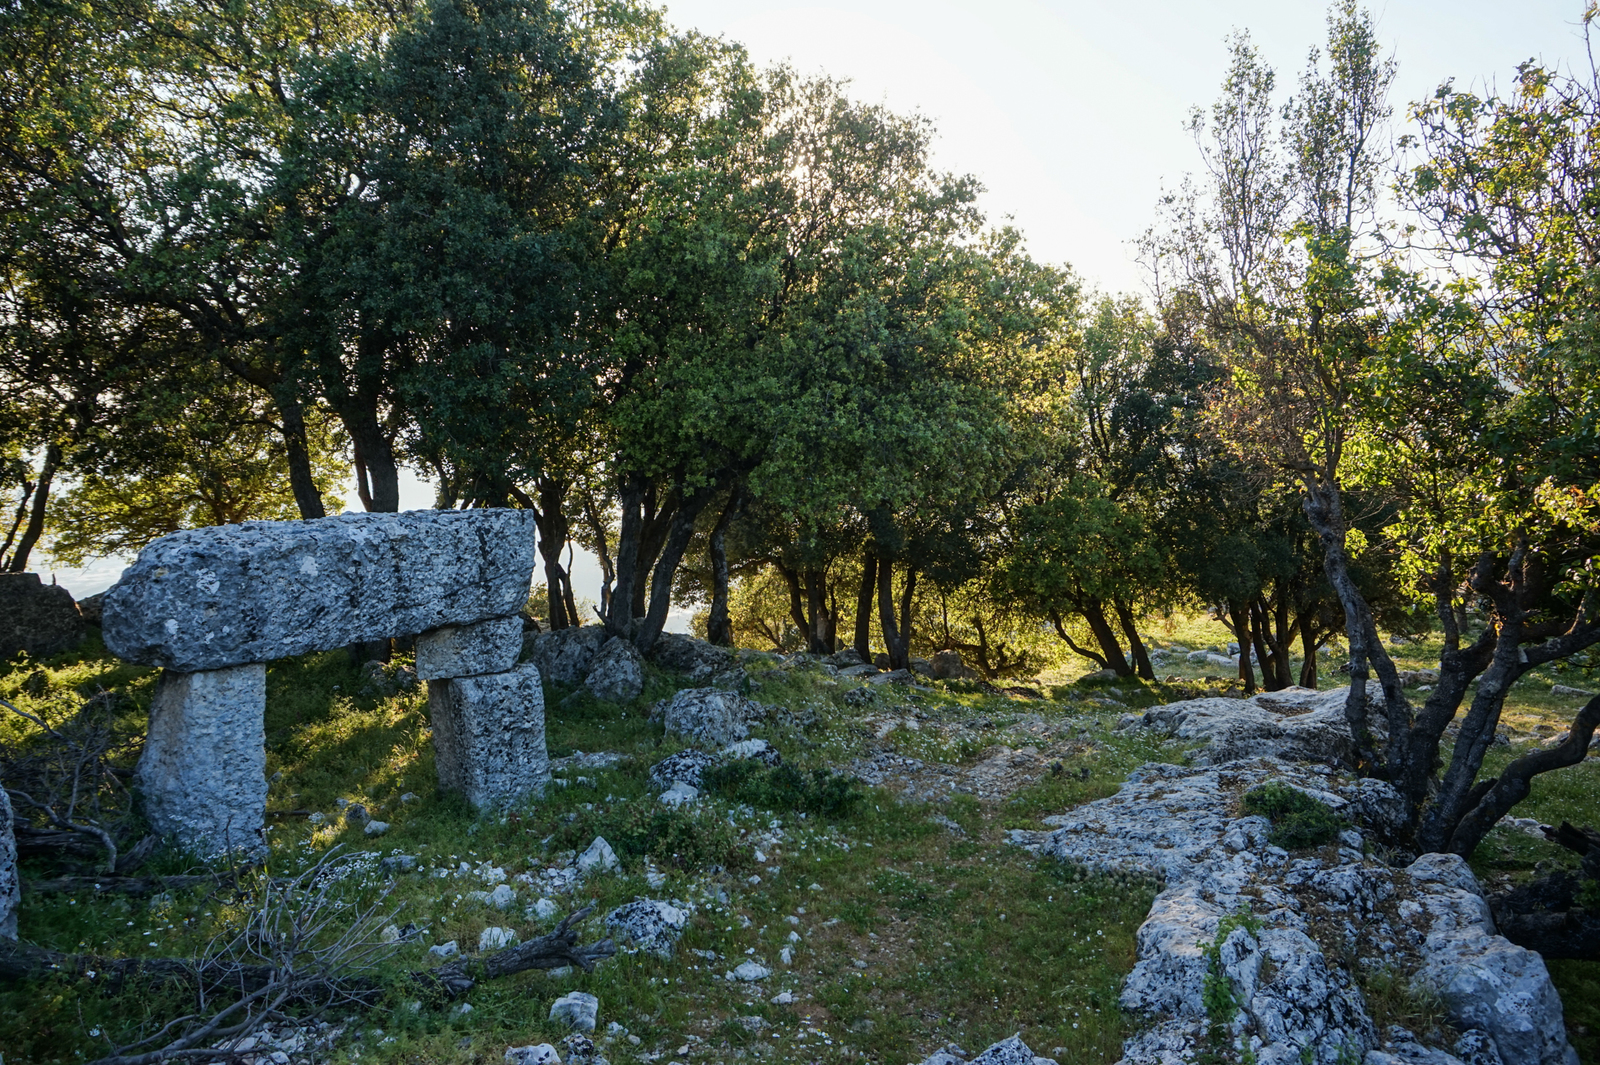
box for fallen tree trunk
[0,906,615,999]
[23,873,231,897]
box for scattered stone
[400,792,419,803]
[770,991,794,1004]
[363,820,390,837]
[527,626,608,686]
[429,941,459,958]
[428,664,550,811]
[76,591,105,626]
[478,926,517,951]
[381,853,419,874]
[649,749,719,790]
[415,616,524,681]
[585,637,645,703]
[135,663,268,856]
[729,960,771,981]
[659,782,699,807]
[549,991,599,1032]
[605,898,692,957]
[103,510,537,672]
[577,836,619,875]
[482,884,516,910]
[721,738,781,767]
[0,786,17,939]
[931,650,980,680]
[0,572,86,662]
[1134,684,1385,766]
[504,1045,561,1065]
[1078,669,1120,684]
[1552,684,1597,698]
[864,668,915,686]
[343,803,370,827]
[655,688,764,746]
[533,898,560,920]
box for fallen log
[0,906,615,999]
[23,873,228,897]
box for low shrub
[554,802,741,871]
[700,760,864,817]
[1241,781,1343,850]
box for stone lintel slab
[428,664,549,810]
[103,509,538,672]
[136,664,268,857]
[415,615,524,680]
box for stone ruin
[97,509,549,856]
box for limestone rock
[721,738,781,767]
[549,990,599,1031]
[415,616,524,680]
[658,782,699,807]
[479,926,517,951]
[1135,684,1385,766]
[657,689,763,746]
[527,626,608,685]
[504,1045,561,1065]
[648,633,738,683]
[0,573,86,662]
[605,898,691,957]
[729,960,770,981]
[930,650,980,680]
[428,664,550,811]
[971,1035,1056,1065]
[0,785,18,939]
[136,664,268,856]
[648,749,719,790]
[102,510,538,672]
[585,638,645,703]
[577,836,619,874]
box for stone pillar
[415,616,524,681]
[136,664,267,857]
[428,663,549,810]
[1,784,19,939]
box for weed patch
[1241,781,1343,850]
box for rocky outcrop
[585,637,645,702]
[0,785,18,939]
[527,626,608,685]
[648,633,738,683]
[0,573,86,662]
[136,664,269,856]
[654,688,766,746]
[103,510,538,672]
[1013,758,1577,1065]
[1129,684,1385,767]
[605,898,692,957]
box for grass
[6,611,1600,1064]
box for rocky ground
[4,628,1600,1065]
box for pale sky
[36,0,1590,606]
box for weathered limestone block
[428,664,549,810]
[136,665,268,856]
[0,572,86,661]
[1,784,19,939]
[103,510,538,672]
[585,636,644,702]
[415,616,523,680]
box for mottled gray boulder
[0,573,85,662]
[1,784,18,939]
[1135,684,1384,767]
[527,626,608,685]
[605,898,691,957]
[136,664,268,856]
[649,633,737,683]
[656,688,763,746]
[585,637,644,702]
[549,990,599,1031]
[648,749,719,791]
[415,616,523,680]
[930,650,979,680]
[428,664,550,810]
[103,510,538,672]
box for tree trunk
[5,442,58,572]
[1113,599,1155,681]
[581,492,615,623]
[344,410,399,513]
[877,558,906,670]
[636,487,713,653]
[1227,599,1257,694]
[1082,599,1132,676]
[897,566,917,667]
[271,390,326,520]
[607,476,647,637]
[1301,484,1407,774]
[631,486,675,621]
[778,562,809,646]
[1051,610,1109,669]
[805,568,832,655]
[537,479,572,629]
[1299,622,1320,689]
[854,552,877,661]
[706,495,737,647]
[1272,594,1294,689]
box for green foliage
[1198,905,1263,1065]
[1241,782,1344,849]
[700,760,865,818]
[551,801,742,872]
